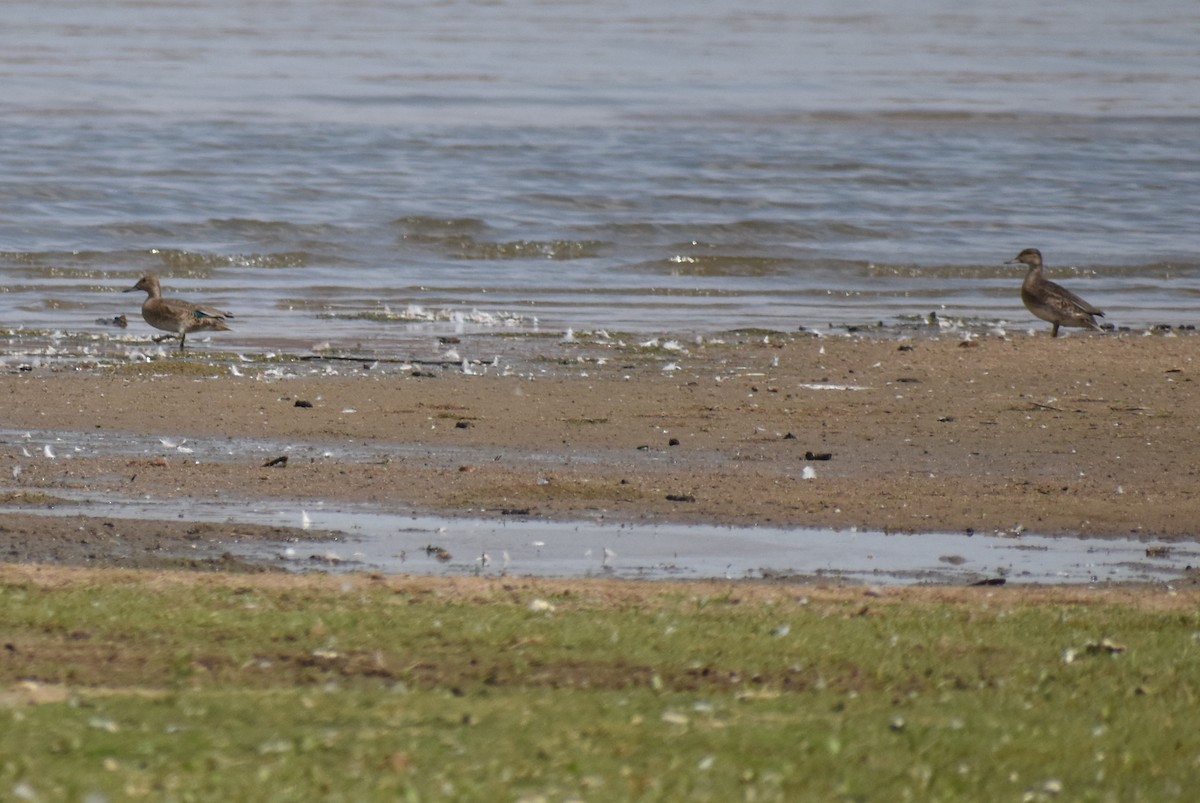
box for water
[2,0,1200,351]
[4,495,1196,585]
[2,424,1197,584]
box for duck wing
[159,298,232,321]
[156,298,233,330]
[191,303,233,321]
[1042,279,1103,317]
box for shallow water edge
[1,496,1195,587]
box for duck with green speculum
[124,275,233,351]
[1008,248,1104,337]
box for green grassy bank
[1,568,1197,801]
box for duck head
[1008,248,1043,268]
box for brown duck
[124,275,233,350]
[1008,248,1104,337]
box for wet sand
[2,329,1200,578]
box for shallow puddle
[224,510,1200,585]
[3,495,1196,585]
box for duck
[1008,248,1104,337]
[123,275,233,351]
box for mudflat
[1,330,1198,573]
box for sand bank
[2,330,1199,575]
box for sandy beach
[2,328,1198,578]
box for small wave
[97,218,330,240]
[392,216,498,250]
[390,218,609,260]
[631,255,877,279]
[0,251,115,272]
[586,219,892,244]
[190,218,359,246]
[0,248,317,278]
[636,255,798,277]
[391,215,490,235]
[866,260,1200,280]
[447,237,609,261]
[322,304,531,328]
[151,248,312,270]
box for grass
[109,358,231,377]
[0,491,73,507]
[1,569,1198,801]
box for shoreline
[2,328,1200,581]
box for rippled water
[2,0,1199,351]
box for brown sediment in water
[1,331,1199,576]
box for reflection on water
[2,496,1194,586]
